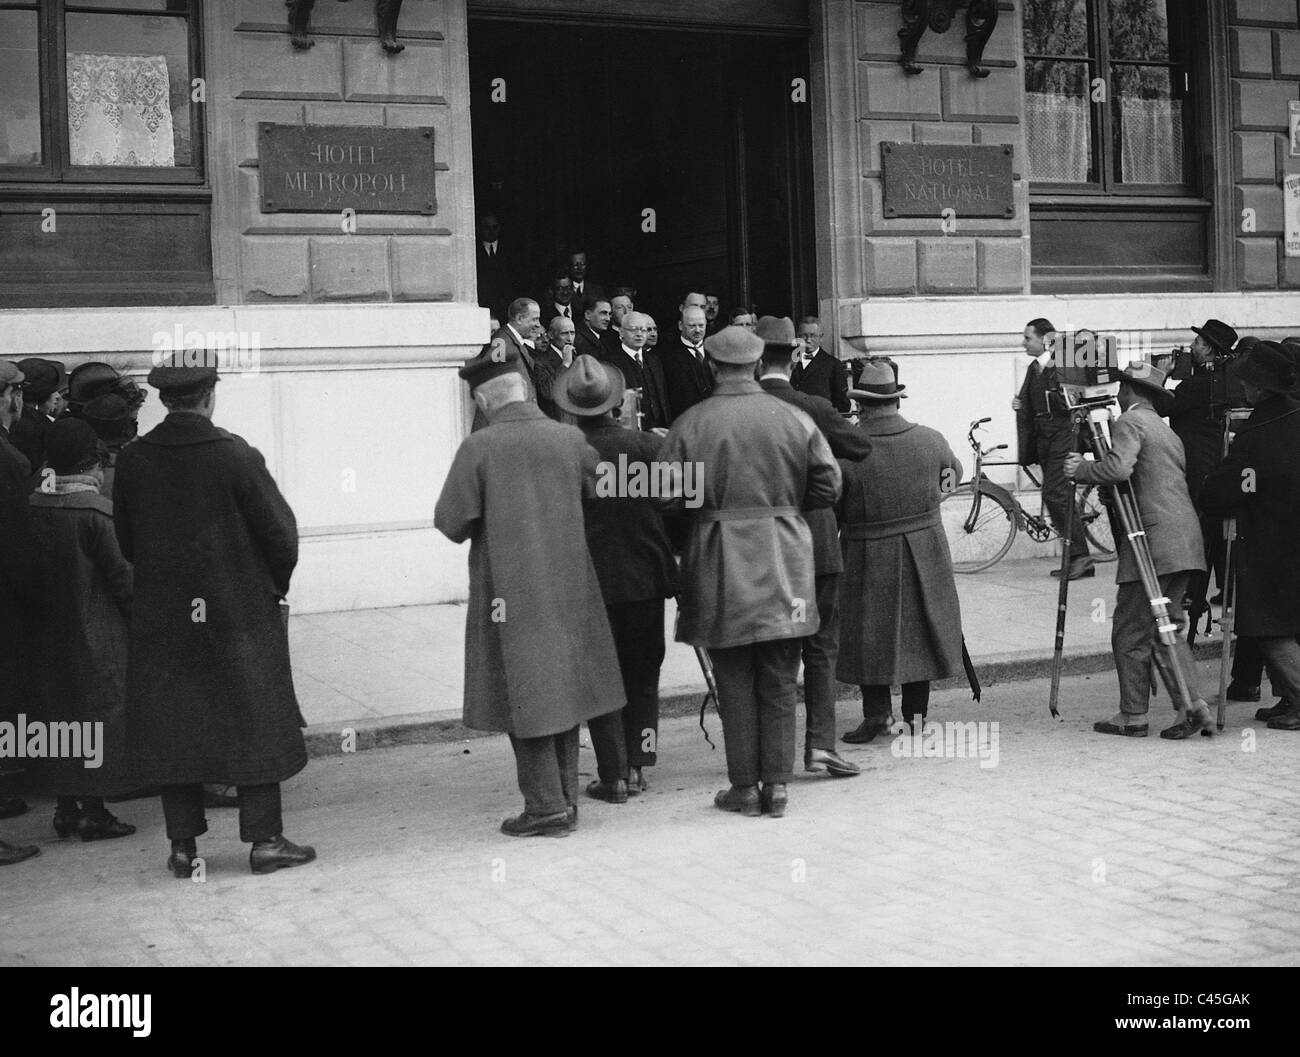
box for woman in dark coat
[837,364,965,740]
[28,418,136,840]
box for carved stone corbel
[899,0,1002,79]
[287,0,406,55]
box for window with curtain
[1023,0,1192,192]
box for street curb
[302,639,1224,758]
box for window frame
[0,0,206,187]
[1023,0,1197,199]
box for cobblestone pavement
[2,661,1298,967]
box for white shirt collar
[506,323,533,350]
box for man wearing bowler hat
[555,355,679,802]
[1065,363,1212,739]
[114,361,316,877]
[755,316,869,777]
[1201,343,1300,731]
[436,341,625,836]
[656,325,841,818]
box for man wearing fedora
[837,361,966,740]
[1169,319,1240,610]
[1201,342,1300,731]
[656,325,841,818]
[1064,363,1213,739]
[555,355,679,802]
[755,316,870,777]
[0,360,42,865]
[114,362,316,877]
[436,342,625,836]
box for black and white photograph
[1,0,1298,1014]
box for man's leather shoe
[805,747,861,776]
[1255,698,1291,721]
[585,779,628,804]
[1266,705,1300,730]
[760,783,788,818]
[1160,703,1214,740]
[0,839,40,866]
[168,839,197,879]
[0,797,29,820]
[842,717,893,744]
[500,812,570,838]
[1093,720,1148,737]
[77,809,135,842]
[627,767,646,795]
[250,834,318,872]
[1226,682,1261,703]
[1050,557,1096,581]
[714,785,761,817]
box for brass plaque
[881,143,1014,219]
[258,124,436,215]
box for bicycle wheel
[941,483,1018,573]
[1076,484,1116,562]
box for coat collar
[1242,394,1300,434]
[859,410,915,436]
[758,376,794,392]
[711,377,762,396]
[141,412,233,447]
[29,491,113,515]
[487,401,548,425]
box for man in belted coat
[1201,343,1300,731]
[435,341,626,836]
[114,362,315,878]
[0,360,41,866]
[837,362,965,740]
[1014,318,1095,581]
[1065,364,1212,740]
[656,326,841,819]
[558,356,679,803]
[756,316,869,777]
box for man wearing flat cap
[114,361,315,878]
[436,342,625,836]
[9,357,66,472]
[555,355,679,803]
[1201,343,1300,731]
[0,361,42,865]
[755,316,870,778]
[1065,364,1213,739]
[656,325,841,819]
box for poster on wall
[1291,100,1300,157]
[1286,174,1300,258]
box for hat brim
[1119,371,1167,396]
[552,360,626,417]
[1191,326,1235,355]
[848,385,907,401]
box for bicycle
[941,417,1116,573]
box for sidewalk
[289,557,1226,751]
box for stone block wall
[1228,0,1300,288]
[206,0,475,305]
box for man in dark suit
[574,295,611,361]
[475,212,517,323]
[1065,365,1211,740]
[756,317,870,777]
[603,312,666,431]
[532,316,576,421]
[791,317,849,413]
[602,294,635,359]
[658,304,712,425]
[704,294,722,336]
[1014,317,1094,581]
[558,356,679,801]
[540,275,577,329]
[565,249,603,305]
[473,298,542,432]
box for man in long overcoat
[755,316,870,777]
[0,361,41,866]
[1200,343,1300,731]
[1066,365,1211,740]
[113,363,314,878]
[435,341,625,837]
[656,326,841,819]
[838,362,965,739]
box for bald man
[659,305,713,424]
[603,311,666,429]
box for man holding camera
[1064,364,1212,740]
[1014,318,1094,581]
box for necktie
[563,307,569,318]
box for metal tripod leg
[1048,415,1082,719]
[1217,518,1238,731]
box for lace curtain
[67,52,175,167]
[1025,92,1183,184]
[1119,97,1183,184]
